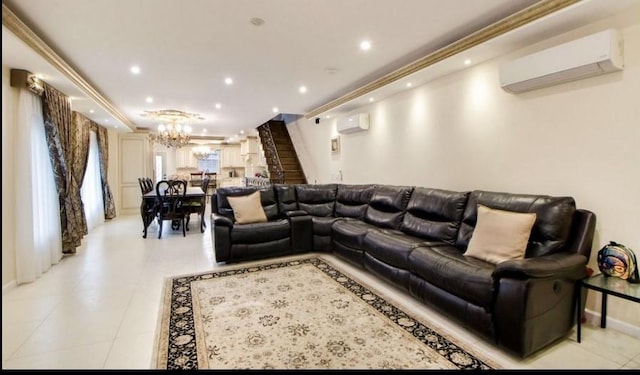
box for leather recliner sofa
[210,183,596,358]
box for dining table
[141,187,207,238]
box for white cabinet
[239,137,267,178]
[176,147,197,168]
[218,177,244,187]
[220,145,242,168]
[240,136,259,155]
[257,144,267,168]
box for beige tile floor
[2,209,639,370]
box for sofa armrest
[493,253,588,280]
[284,210,309,218]
[212,214,233,227]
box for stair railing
[257,123,285,184]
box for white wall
[289,16,640,328]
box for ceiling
[2,0,638,142]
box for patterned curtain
[95,125,117,219]
[42,84,88,253]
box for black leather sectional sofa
[211,183,596,358]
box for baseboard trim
[2,280,17,296]
[584,308,640,338]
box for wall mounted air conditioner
[337,113,370,134]
[499,29,624,94]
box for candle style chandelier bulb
[144,109,204,149]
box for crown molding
[305,0,581,119]
[2,3,137,131]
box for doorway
[155,152,167,183]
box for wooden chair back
[155,179,188,238]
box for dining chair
[155,179,188,239]
[140,196,159,239]
[138,178,147,194]
[184,177,208,233]
[144,177,154,193]
[204,172,217,200]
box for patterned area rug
[153,257,497,370]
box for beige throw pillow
[464,204,536,264]
[227,191,268,224]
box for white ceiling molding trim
[2,3,136,132]
[304,0,580,119]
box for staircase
[257,120,307,185]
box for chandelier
[192,147,214,160]
[144,109,204,148]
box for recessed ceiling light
[325,115,331,119]
[272,107,279,113]
[250,17,265,26]
[89,109,95,113]
[146,96,153,103]
[360,40,372,51]
[464,59,472,66]
[203,129,207,133]
[225,77,233,85]
[215,103,222,109]
[114,125,118,129]
[299,86,307,94]
[130,66,141,74]
[105,119,109,122]
[240,130,245,134]
[325,67,338,75]
[369,97,374,102]
[406,82,412,87]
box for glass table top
[582,273,640,302]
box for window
[198,150,220,173]
[81,131,105,231]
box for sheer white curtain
[81,131,105,230]
[14,88,62,284]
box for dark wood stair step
[285,178,307,184]
[280,156,299,163]
[258,119,307,184]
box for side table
[576,273,640,343]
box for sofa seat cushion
[363,229,446,270]
[231,219,290,244]
[312,216,340,236]
[331,219,379,249]
[409,245,495,309]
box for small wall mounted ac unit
[499,29,624,94]
[337,113,369,134]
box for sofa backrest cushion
[274,184,298,213]
[295,184,338,217]
[401,188,469,244]
[364,185,414,229]
[215,186,279,221]
[456,190,576,258]
[335,184,376,219]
